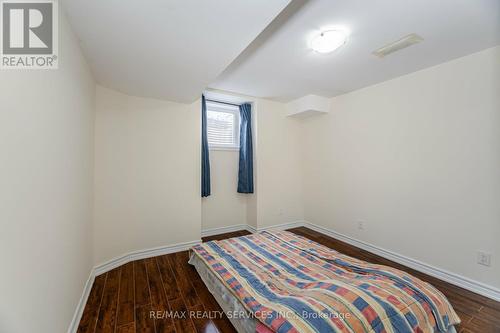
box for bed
[190,230,459,333]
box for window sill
[209,146,240,151]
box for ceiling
[211,0,500,101]
[63,0,500,103]
[61,0,291,103]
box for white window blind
[206,102,239,149]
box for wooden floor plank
[167,252,203,308]
[156,255,182,301]
[77,227,500,333]
[168,297,197,333]
[189,303,221,333]
[135,304,155,333]
[95,268,121,333]
[116,262,135,327]
[479,305,500,326]
[134,260,151,307]
[145,257,175,333]
[115,323,135,333]
[77,273,107,333]
[466,316,500,333]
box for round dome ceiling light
[310,29,348,54]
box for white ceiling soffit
[61,0,291,103]
[286,94,330,118]
[210,0,500,102]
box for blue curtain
[237,103,254,193]
[201,95,211,197]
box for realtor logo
[1,0,58,69]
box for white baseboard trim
[246,224,258,233]
[305,222,500,302]
[257,220,307,232]
[67,271,95,333]
[94,239,201,276]
[201,224,250,237]
[68,239,201,332]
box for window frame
[206,101,240,151]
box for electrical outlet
[357,221,365,230]
[477,251,491,267]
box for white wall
[202,150,248,230]
[254,99,304,229]
[302,46,500,289]
[0,11,95,333]
[94,86,201,264]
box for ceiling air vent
[372,33,423,58]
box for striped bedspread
[191,231,460,333]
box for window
[206,101,239,150]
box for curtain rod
[206,99,241,107]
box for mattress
[190,231,459,333]
[190,252,258,333]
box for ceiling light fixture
[310,29,348,54]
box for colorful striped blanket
[191,231,460,333]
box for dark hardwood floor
[77,228,500,333]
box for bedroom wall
[93,86,201,264]
[253,99,304,229]
[0,10,95,333]
[301,46,500,289]
[201,150,248,230]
